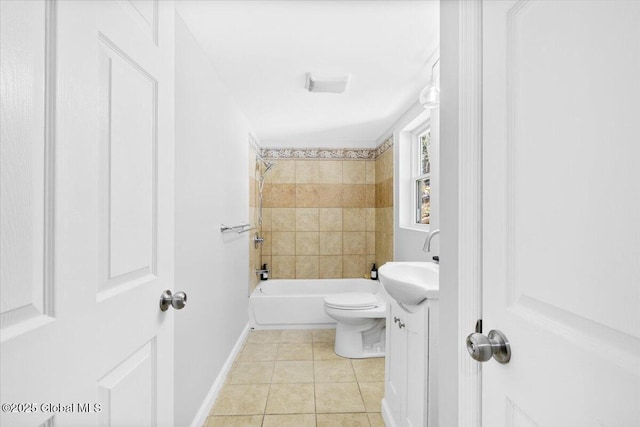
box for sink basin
[379,262,439,306]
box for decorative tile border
[374,135,394,158]
[260,147,375,160]
[260,136,393,160]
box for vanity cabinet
[382,297,439,427]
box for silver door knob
[466,329,511,364]
[160,290,188,311]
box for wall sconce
[419,58,440,109]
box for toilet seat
[324,292,379,310]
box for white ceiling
[176,0,439,148]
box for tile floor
[204,329,386,427]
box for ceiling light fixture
[419,58,440,109]
[305,73,351,94]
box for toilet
[323,292,387,358]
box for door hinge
[475,319,482,333]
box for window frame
[411,121,432,229]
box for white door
[482,1,640,425]
[1,1,176,426]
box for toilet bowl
[323,292,387,358]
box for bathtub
[249,278,380,329]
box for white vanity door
[482,1,640,426]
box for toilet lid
[325,293,379,309]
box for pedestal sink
[378,262,439,306]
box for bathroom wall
[174,14,252,427]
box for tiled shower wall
[261,159,377,279]
[248,138,394,281]
[375,148,394,268]
[249,143,261,292]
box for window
[414,128,431,225]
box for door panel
[0,0,53,336]
[97,340,157,427]
[98,34,157,293]
[483,1,640,426]
[0,1,175,426]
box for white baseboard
[381,398,397,427]
[189,323,251,427]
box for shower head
[263,161,277,175]
[257,156,277,177]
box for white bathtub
[249,278,380,329]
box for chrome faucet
[423,229,440,252]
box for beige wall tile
[343,161,366,184]
[365,208,376,231]
[381,178,394,207]
[252,256,273,282]
[375,150,393,183]
[365,160,376,184]
[249,178,256,207]
[297,184,343,208]
[211,384,270,415]
[343,232,366,255]
[262,183,272,207]
[265,184,296,208]
[382,151,393,182]
[269,159,296,184]
[365,184,376,208]
[262,232,272,255]
[342,184,366,208]
[296,208,319,231]
[271,208,296,231]
[319,232,342,255]
[318,161,343,183]
[366,232,376,255]
[343,255,366,278]
[296,232,319,255]
[295,160,320,184]
[265,383,315,414]
[296,256,319,279]
[366,254,376,270]
[375,181,393,208]
[319,208,343,231]
[272,232,295,255]
[318,256,343,278]
[261,208,272,231]
[315,383,365,413]
[376,207,393,232]
[343,208,367,231]
[272,255,295,279]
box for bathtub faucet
[423,229,439,252]
[256,264,271,280]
